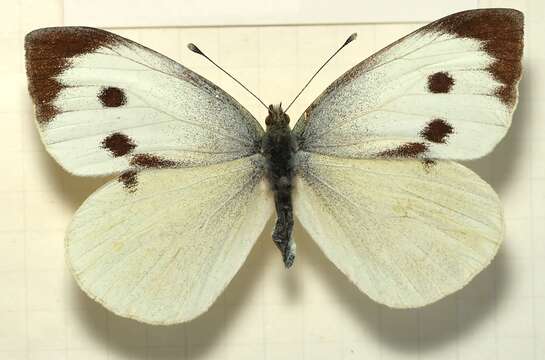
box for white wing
[25,27,263,176]
[294,152,502,308]
[66,155,273,324]
[293,9,523,160]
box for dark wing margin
[25,27,119,124]
[432,8,523,106]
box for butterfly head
[265,103,290,128]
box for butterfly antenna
[284,33,357,113]
[187,43,269,111]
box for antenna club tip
[345,33,357,45]
[187,43,203,55]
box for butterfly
[25,8,523,325]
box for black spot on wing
[119,169,138,192]
[98,86,126,107]
[377,142,428,158]
[427,72,454,93]
[130,154,179,169]
[420,119,454,144]
[102,132,136,157]
[422,158,436,169]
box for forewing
[294,152,503,308]
[25,27,263,176]
[66,155,273,324]
[293,9,523,160]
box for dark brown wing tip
[430,8,524,107]
[503,8,524,24]
[430,8,524,40]
[24,26,119,57]
[433,8,523,22]
[25,27,120,125]
[455,8,522,17]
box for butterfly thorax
[262,104,297,268]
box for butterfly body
[262,104,297,267]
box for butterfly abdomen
[262,104,297,268]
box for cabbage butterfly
[25,8,523,324]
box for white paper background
[1,0,544,359]
[64,0,478,27]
